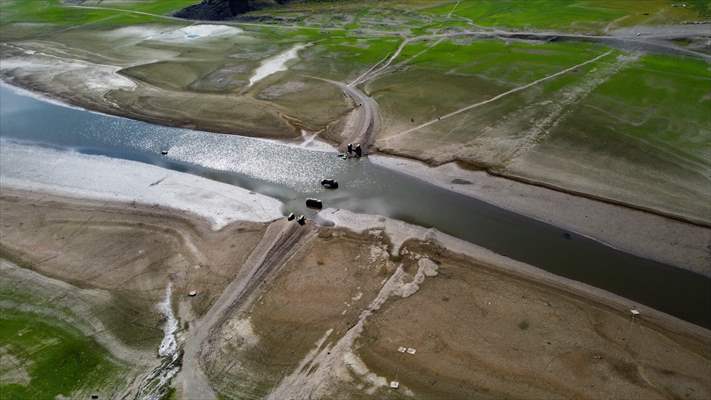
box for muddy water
[1,85,710,329]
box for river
[1,84,709,328]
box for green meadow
[425,0,711,32]
[0,311,123,400]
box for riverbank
[0,186,275,398]
[3,78,708,279]
[371,155,711,277]
[2,182,710,399]
[0,140,284,228]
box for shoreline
[2,80,709,275]
[3,182,709,347]
[2,172,710,398]
[0,141,284,229]
[316,208,711,342]
[371,154,711,276]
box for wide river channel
[1,85,709,328]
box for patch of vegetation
[320,35,401,65]
[687,0,711,17]
[571,54,711,163]
[0,311,123,400]
[0,0,196,28]
[394,38,606,86]
[425,0,707,32]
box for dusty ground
[0,22,353,140]
[202,211,711,400]
[0,188,710,399]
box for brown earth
[0,189,267,348]
[1,189,710,399]
[203,225,711,400]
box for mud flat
[0,41,303,140]
[1,168,710,398]
[371,155,711,276]
[0,140,284,228]
[0,185,273,398]
[202,208,711,399]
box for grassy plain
[0,311,122,400]
[505,53,711,222]
[0,0,196,26]
[425,0,711,32]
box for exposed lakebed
[1,84,710,328]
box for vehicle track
[387,50,614,140]
[177,219,314,400]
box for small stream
[136,283,182,400]
[1,84,710,329]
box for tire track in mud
[176,219,315,400]
[266,257,440,399]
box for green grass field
[0,311,123,400]
[425,0,710,32]
[394,38,606,85]
[551,53,711,169]
[0,0,196,27]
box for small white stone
[188,290,198,297]
[406,347,416,355]
[397,346,407,353]
[390,381,400,389]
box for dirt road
[177,219,314,399]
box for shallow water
[1,85,710,329]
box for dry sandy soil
[0,189,269,397]
[202,209,711,400]
[1,190,709,399]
